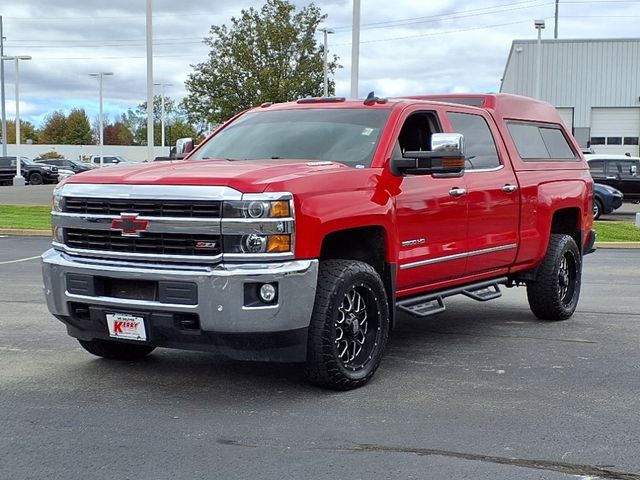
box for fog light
[259,283,277,303]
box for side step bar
[397,277,507,318]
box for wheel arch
[319,226,396,328]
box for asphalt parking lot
[1,236,639,480]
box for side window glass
[396,112,438,157]
[507,122,576,160]
[617,160,637,178]
[539,128,575,159]
[588,160,604,176]
[507,123,548,159]
[448,112,500,170]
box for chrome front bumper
[41,249,318,334]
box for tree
[123,96,200,146]
[37,150,65,159]
[39,111,67,144]
[104,121,134,145]
[1,120,39,144]
[65,109,94,145]
[183,0,339,125]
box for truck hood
[67,159,347,193]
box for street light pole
[350,0,361,99]
[146,0,154,162]
[0,16,7,157]
[534,20,546,100]
[2,55,31,186]
[319,28,334,97]
[89,72,113,168]
[153,82,171,150]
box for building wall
[2,144,170,162]
[500,38,640,133]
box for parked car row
[0,154,139,185]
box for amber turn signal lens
[441,158,465,169]
[267,235,291,253]
[270,201,291,218]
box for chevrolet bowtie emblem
[111,213,148,237]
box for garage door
[590,107,640,156]
[556,108,574,132]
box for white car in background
[90,155,136,167]
[57,168,75,182]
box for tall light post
[319,28,334,97]
[89,72,113,168]
[153,82,171,149]
[146,0,154,162]
[350,0,361,99]
[1,16,7,157]
[2,55,31,186]
[534,19,545,100]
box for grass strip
[0,205,51,230]
[593,220,640,242]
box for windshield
[191,108,390,167]
[21,158,38,166]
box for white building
[500,38,640,156]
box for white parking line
[0,255,41,265]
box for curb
[1,229,640,248]
[0,229,50,237]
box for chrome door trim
[400,243,517,270]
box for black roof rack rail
[296,96,346,104]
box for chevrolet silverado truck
[42,93,595,390]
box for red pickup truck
[42,93,595,390]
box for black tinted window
[192,109,390,168]
[539,128,575,159]
[588,160,604,176]
[507,122,576,161]
[448,112,500,170]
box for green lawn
[0,205,51,230]
[0,204,639,242]
[593,221,640,242]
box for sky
[1,0,639,126]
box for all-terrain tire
[78,339,155,360]
[29,172,43,185]
[526,234,582,321]
[306,260,390,390]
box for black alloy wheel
[306,260,390,390]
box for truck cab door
[444,110,520,276]
[391,109,469,294]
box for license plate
[106,313,147,341]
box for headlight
[224,234,292,254]
[221,194,294,257]
[52,189,64,212]
[223,200,291,219]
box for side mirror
[175,138,195,159]
[392,133,465,176]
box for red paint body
[70,94,593,299]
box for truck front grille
[63,198,221,218]
[65,229,222,257]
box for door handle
[605,176,617,180]
[448,188,467,197]
[502,184,518,193]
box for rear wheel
[29,172,43,185]
[306,260,390,390]
[78,339,155,360]
[526,234,581,321]
[593,199,603,220]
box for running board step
[397,277,506,318]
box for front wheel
[593,199,603,220]
[306,260,390,390]
[78,339,155,360]
[526,234,582,321]
[29,172,43,185]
